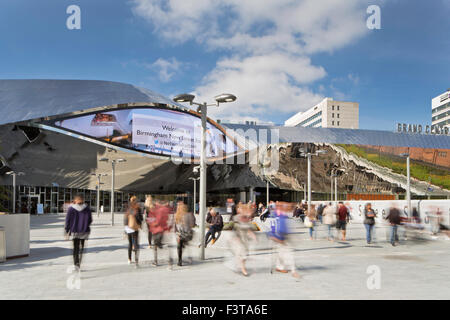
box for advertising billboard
[46,107,241,160]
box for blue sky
[0,0,449,130]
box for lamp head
[173,93,195,104]
[214,93,237,104]
[399,153,410,157]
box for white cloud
[149,57,181,82]
[125,57,182,82]
[131,0,371,122]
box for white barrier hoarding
[311,200,450,228]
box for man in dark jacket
[65,194,93,271]
[386,205,402,246]
[204,208,223,246]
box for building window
[337,121,340,126]
[337,106,340,110]
[337,113,340,118]
[332,121,334,126]
[332,105,334,110]
[296,111,322,127]
[332,113,334,118]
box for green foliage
[338,144,450,190]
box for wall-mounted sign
[396,123,449,136]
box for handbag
[128,212,140,231]
[304,216,313,228]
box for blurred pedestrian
[175,202,195,266]
[336,202,350,241]
[124,196,143,266]
[260,205,270,222]
[144,195,155,248]
[305,204,317,240]
[363,203,376,244]
[64,194,93,272]
[148,200,172,266]
[229,204,257,276]
[268,202,300,279]
[316,202,325,224]
[386,204,401,246]
[323,202,337,241]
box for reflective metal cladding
[222,123,450,149]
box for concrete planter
[0,214,30,259]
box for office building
[432,89,450,129]
[284,97,359,129]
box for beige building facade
[284,97,359,129]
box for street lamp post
[400,153,411,218]
[6,171,25,214]
[330,176,333,202]
[91,173,107,217]
[331,167,346,207]
[299,148,327,212]
[100,158,126,226]
[189,176,200,215]
[173,93,236,260]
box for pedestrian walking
[147,200,173,266]
[229,204,257,276]
[336,202,350,241]
[144,195,155,248]
[363,202,376,244]
[64,194,93,272]
[175,202,195,266]
[316,202,325,224]
[124,196,143,266]
[386,204,402,246]
[304,204,317,240]
[323,202,337,241]
[268,202,300,279]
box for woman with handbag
[175,202,195,266]
[364,202,376,244]
[124,196,143,266]
[304,204,317,240]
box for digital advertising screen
[48,107,241,160]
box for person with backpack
[64,194,93,272]
[204,207,223,247]
[267,202,300,279]
[363,202,377,244]
[174,201,195,266]
[124,196,143,267]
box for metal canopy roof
[0,79,185,126]
[0,79,448,150]
[222,123,450,149]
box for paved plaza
[0,213,449,300]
